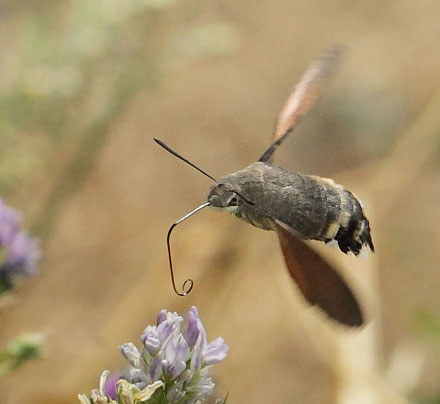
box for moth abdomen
[333,191,374,255]
[314,176,374,255]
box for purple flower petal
[169,359,187,379]
[104,372,120,400]
[0,199,40,283]
[149,356,163,382]
[162,334,190,379]
[4,231,41,276]
[189,329,208,372]
[186,306,207,353]
[157,312,182,344]
[157,310,167,325]
[203,337,228,365]
[0,200,21,247]
[190,341,202,372]
[142,325,161,356]
[184,306,200,348]
[119,343,141,368]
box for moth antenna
[259,45,344,163]
[154,138,217,182]
[166,202,211,296]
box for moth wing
[273,219,364,327]
[259,45,344,163]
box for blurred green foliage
[414,309,440,343]
[413,395,440,404]
[0,333,44,375]
[411,309,440,404]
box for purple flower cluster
[123,306,228,403]
[0,198,40,291]
[80,307,228,404]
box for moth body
[156,46,374,326]
[207,162,374,255]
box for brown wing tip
[350,312,365,327]
[324,292,365,328]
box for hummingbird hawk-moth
[155,45,374,327]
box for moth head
[208,180,254,212]
[208,182,242,211]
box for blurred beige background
[1,0,440,403]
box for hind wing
[274,220,364,327]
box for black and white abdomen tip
[333,190,374,255]
[318,181,374,255]
[334,213,374,255]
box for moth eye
[229,196,238,206]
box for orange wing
[259,45,344,163]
